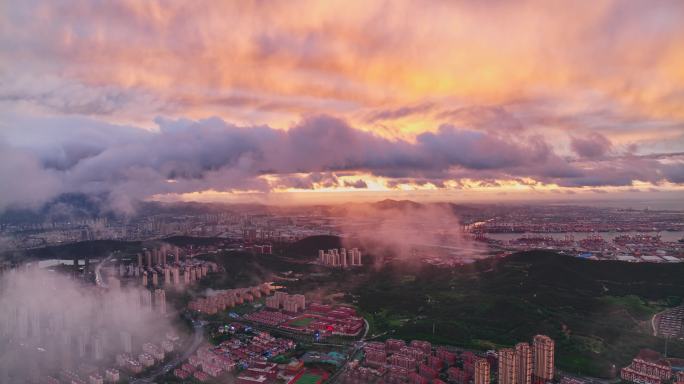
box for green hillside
[355,251,684,377]
[287,235,344,259]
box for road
[321,319,371,384]
[131,321,205,383]
[362,319,370,340]
[94,252,114,288]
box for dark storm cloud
[415,125,552,170]
[1,114,682,213]
[343,179,368,189]
[660,161,684,183]
[570,132,613,158]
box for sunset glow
[1,0,683,209]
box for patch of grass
[294,373,323,384]
[597,295,660,320]
[289,317,315,328]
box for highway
[94,252,114,288]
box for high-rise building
[120,331,132,353]
[142,272,148,287]
[164,268,171,285]
[30,309,41,341]
[152,272,158,287]
[332,248,339,266]
[154,289,166,314]
[17,307,28,339]
[498,348,518,384]
[60,330,71,349]
[77,333,88,358]
[140,289,152,311]
[265,296,279,309]
[516,342,532,384]
[621,358,672,384]
[292,294,306,310]
[532,335,555,382]
[172,266,180,285]
[318,248,363,268]
[137,253,142,268]
[145,250,152,267]
[283,298,299,312]
[274,291,287,307]
[475,358,491,384]
[93,336,104,361]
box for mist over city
[1,1,684,384]
[0,268,177,383]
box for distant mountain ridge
[371,199,424,210]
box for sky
[1,0,683,212]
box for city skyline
[1,1,684,212]
[1,2,684,379]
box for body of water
[37,259,100,268]
[486,231,684,242]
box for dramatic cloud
[338,202,489,266]
[0,1,683,209]
[1,114,682,213]
[0,141,65,210]
[2,2,684,128]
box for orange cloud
[1,0,683,208]
[3,1,684,126]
